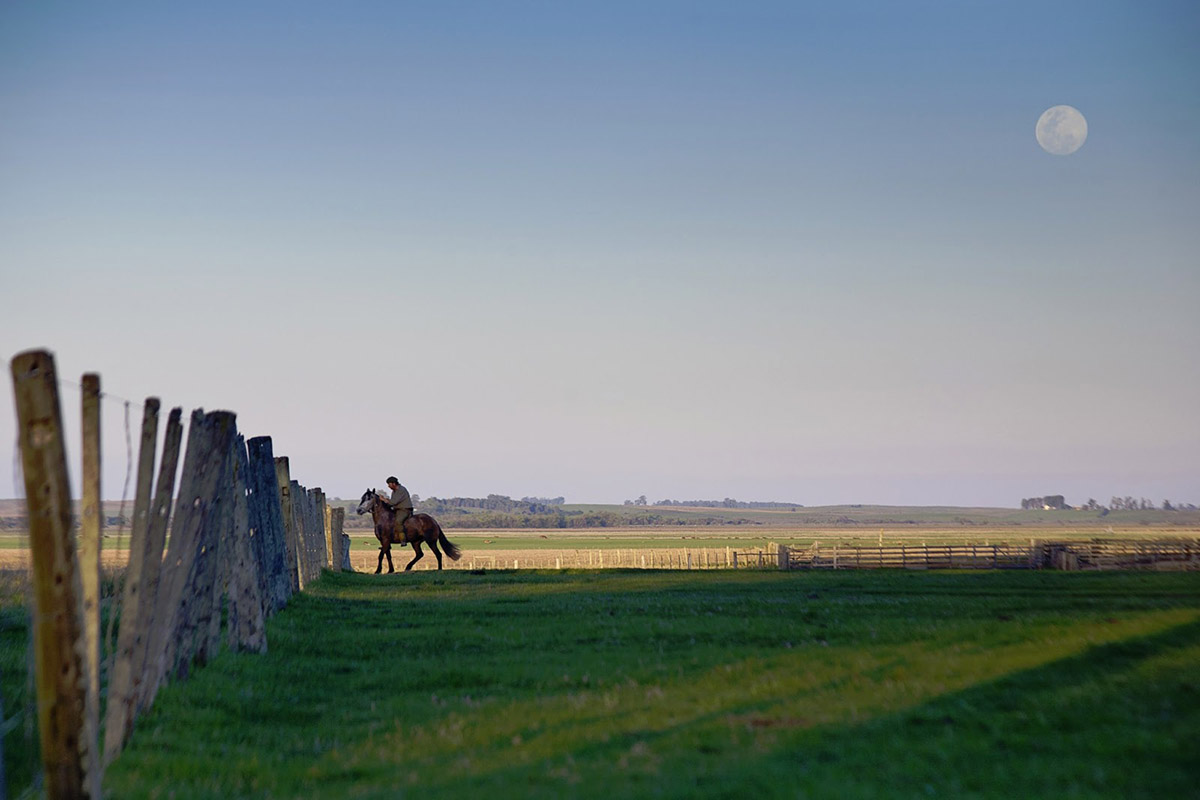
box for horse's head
[356,489,378,516]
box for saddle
[392,510,414,545]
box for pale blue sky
[3,1,1197,506]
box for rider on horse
[386,476,414,543]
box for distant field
[3,499,1196,573]
[4,499,1198,530]
[3,519,1198,572]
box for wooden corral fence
[8,349,349,797]
[347,546,782,572]
[782,539,1200,571]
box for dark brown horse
[356,489,462,573]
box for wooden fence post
[104,397,160,765]
[290,481,309,586]
[296,483,311,584]
[323,495,335,571]
[313,489,330,570]
[132,408,183,714]
[289,481,303,585]
[143,410,236,706]
[187,413,236,675]
[227,435,266,653]
[274,457,301,592]
[331,507,346,571]
[247,437,290,613]
[11,349,101,798]
[79,372,102,773]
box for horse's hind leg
[429,537,444,570]
[404,541,424,572]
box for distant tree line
[623,496,804,510]
[1021,495,1197,511]
[1020,495,1067,510]
[419,494,562,514]
[520,496,566,506]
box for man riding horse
[386,475,414,544]
[357,484,461,573]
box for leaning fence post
[290,481,309,587]
[247,437,290,613]
[307,488,326,571]
[274,457,301,592]
[143,410,236,705]
[323,495,336,571]
[176,412,236,678]
[330,507,346,571]
[312,488,330,570]
[104,397,160,765]
[79,372,102,772]
[11,349,102,798]
[132,408,183,714]
[227,434,266,653]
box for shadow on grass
[693,616,1200,799]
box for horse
[355,489,462,573]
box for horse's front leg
[374,527,387,574]
[404,541,424,571]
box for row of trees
[1020,495,1068,510]
[1105,496,1197,511]
[419,494,562,514]
[1021,495,1198,511]
[626,496,803,509]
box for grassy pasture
[81,569,1200,798]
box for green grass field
[76,569,1199,798]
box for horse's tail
[437,522,462,561]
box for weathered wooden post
[104,397,160,765]
[312,488,329,570]
[143,410,236,706]
[322,495,336,571]
[79,373,102,770]
[181,413,236,675]
[330,506,347,571]
[132,408,183,714]
[247,437,290,612]
[303,485,315,583]
[274,457,301,592]
[227,435,266,653]
[290,481,310,586]
[11,349,102,798]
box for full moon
[1036,105,1088,155]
